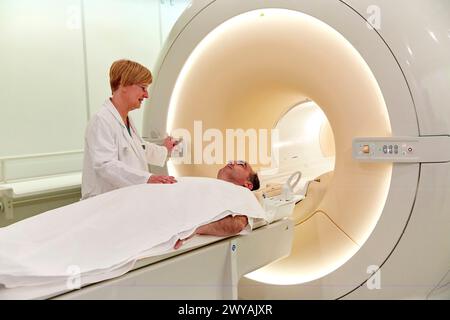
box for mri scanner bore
[144,0,450,299]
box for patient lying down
[0,161,263,293]
[174,160,260,249]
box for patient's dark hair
[249,172,260,190]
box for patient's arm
[174,215,248,249]
[196,215,248,236]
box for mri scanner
[140,0,450,299]
[2,0,448,300]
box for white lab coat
[81,99,168,199]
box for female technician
[82,59,177,199]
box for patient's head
[217,160,260,191]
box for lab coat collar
[103,99,146,163]
[103,98,126,128]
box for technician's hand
[163,136,178,153]
[147,175,177,184]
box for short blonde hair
[109,59,152,93]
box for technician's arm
[141,136,180,167]
[142,141,168,167]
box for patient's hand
[174,233,195,250]
[174,239,183,250]
[148,175,177,184]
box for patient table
[0,178,296,300]
[51,218,293,299]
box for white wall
[84,0,161,128]
[0,0,87,158]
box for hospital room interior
[0,0,449,300]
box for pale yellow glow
[245,243,358,284]
[166,7,247,134]
[164,7,392,287]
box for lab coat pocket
[119,145,130,161]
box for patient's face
[217,161,255,190]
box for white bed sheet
[0,177,269,298]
